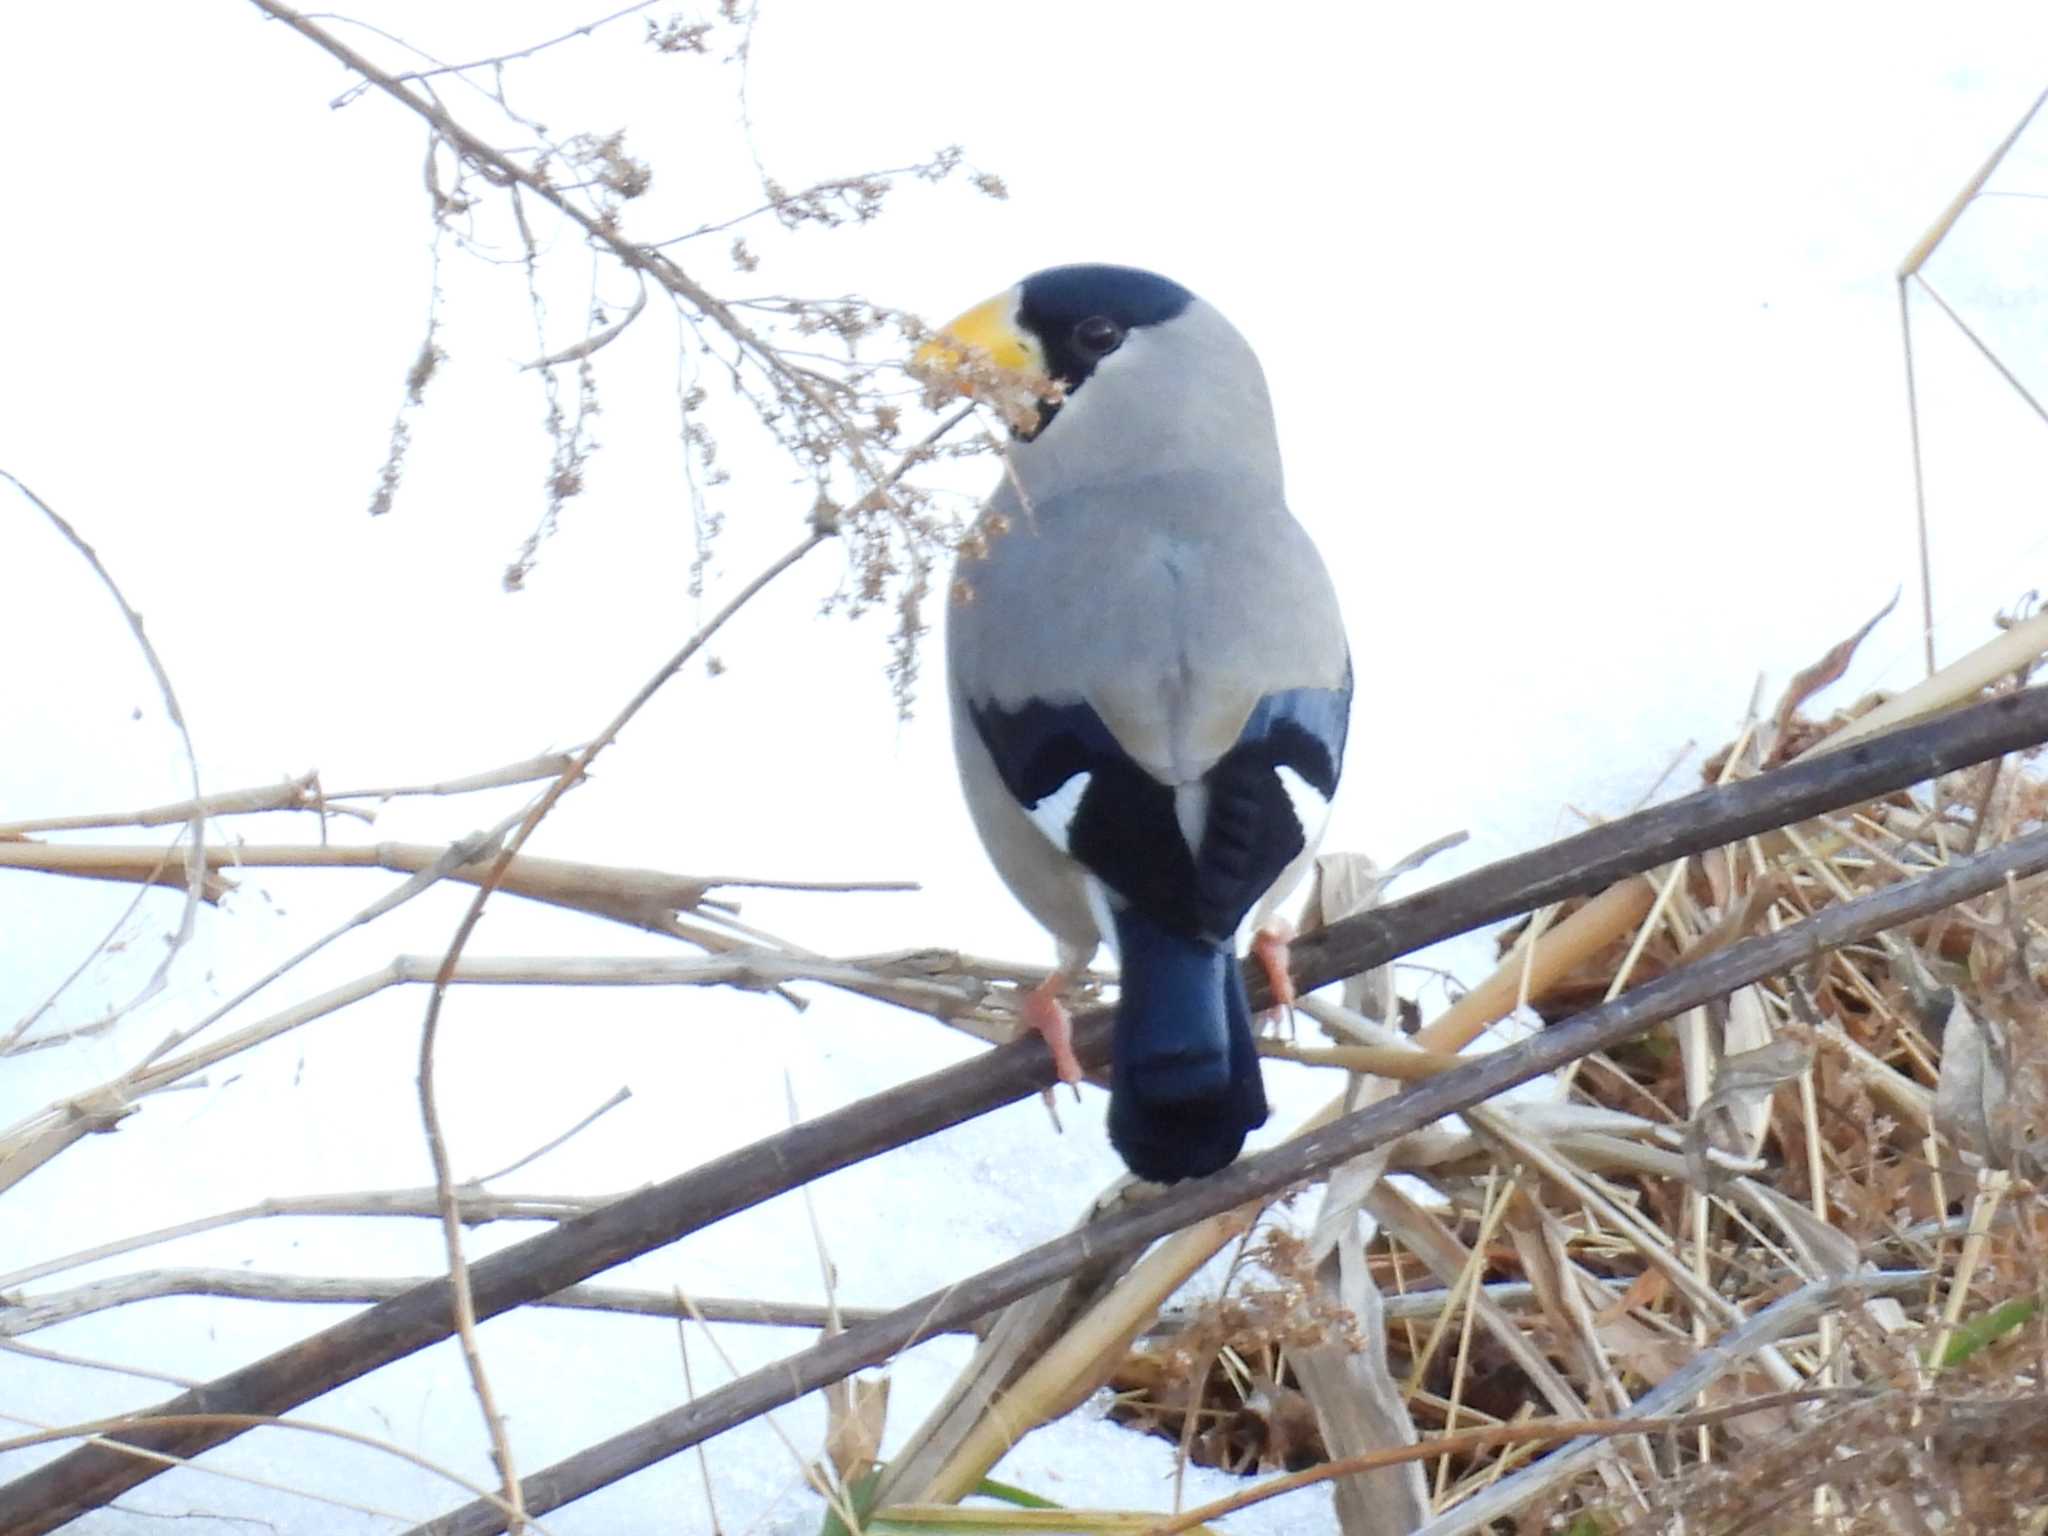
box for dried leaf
[822,1372,891,1485]
[1309,1141,1398,1265]
[1766,589,1899,763]
[1503,1203,1609,1404]
[1589,1308,1690,1388]
[1312,836,1465,1024]
[1314,852,1397,1024]
[1594,1267,1670,1326]
[1681,876,1789,965]
[1933,995,2012,1169]
[1293,1190,1428,1534]
[1684,1037,1813,1194]
[1742,1182,1860,1281]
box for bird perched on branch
[920,265,1351,1183]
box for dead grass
[1082,660,2048,1536]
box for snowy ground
[7,4,2048,1531]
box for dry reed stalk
[0,839,910,920]
[0,1270,917,1337]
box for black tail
[1106,908,1269,1182]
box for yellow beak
[912,291,1043,382]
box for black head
[1014,265,1196,393]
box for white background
[5,4,2048,1531]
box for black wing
[971,666,1350,942]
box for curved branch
[2,472,207,1049]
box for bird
[922,264,1351,1183]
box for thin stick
[1911,275,2048,430]
[2,471,207,1031]
[473,1087,634,1185]
[523,275,648,369]
[0,1187,613,1293]
[389,1,663,84]
[3,868,162,1052]
[0,1411,545,1533]
[1891,70,2048,669]
[1899,285,1937,677]
[0,940,1017,1197]
[1805,612,2048,762]
[0,1335,199,1390]
[249,1,900,500]
[322,750,586,803]
[0,772,326,838]
[0,1269,914,1337]
[412,528,833,1528]
[394,365,969,1523]
[0,840,908,909]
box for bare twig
[0,772,331,837]
[388,1,665,83]
[250,0,900,510]
[2,471,206,1033]
[4,872,162,1052]
[389,385,973,1522]
[474,1087,634,1185]
[0,1270,914,1337]
[0,1187,613,1293]
[323,750,585,803]
[0,1334,199,1391]
[0,750,588,841]
[0,1412,546,1533]
[0,942,1018,1194]
[522,275,648,369]
[1896,81,2048,674]
[407,522,836,1522]
[0,839,906,923]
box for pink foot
[1021,973,1085,1088]
[1251,920,1297,1016]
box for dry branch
[4,685,2045,1532]
[0,1270,909,1337]
[0,753,582,838]
[247,0,898,504]
[0,774,330,838]
[0,1189,613,1293]
[1288,685,2048,997]
[0,840,908,927]
[409,826,2048,1535]
[1,930,996,1194]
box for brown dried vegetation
[1098,669,2048,1533]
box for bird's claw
[1022,973,1085,1099]
[1251,920,1297,1021]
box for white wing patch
[1026,772,1091,854]
[1172,782,1208,855]
[1083,875,1122,959]
[1274,764,1331,845]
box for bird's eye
[1072,315,1124,356]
